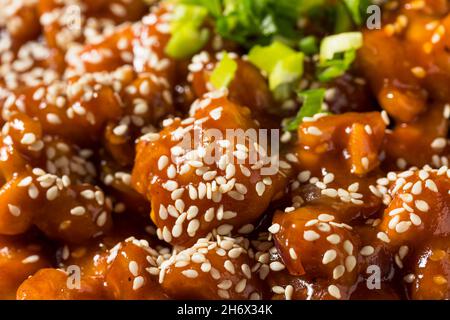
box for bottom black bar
[2,300,446,319]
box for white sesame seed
[425,179,438,192]
[129,261,139,277]
[8,204,21,217]
[21,133,36,145]
[182,269,198,278]
[269,261,285,271]
[360,246,375,256]
[96,211,107,227]
[377,232,390,243]
[327,234,341,244]
[395,221,411,233]
[70,206,86,216]
[343,240,353,255]
[285,285,294,300]
[22,255,39,264]
[345,255,357,272]
[322,249,337,264]
[304,230,320,241]
[132,276,145,290]
[268,223,280,234]
[415,200,429,212]
[431,137,446,150]
[410,213,422,226]
[333,265,346,280]
[328,285,341,299]
[224,260,235,274]
[235,279,247,293]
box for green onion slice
[210,52,238,89]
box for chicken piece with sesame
[1,76,123,147]
[297,112,386,176]
[0,234,51,300]
[0,0,41,47]
[405,237,450,300]
[17,268,106,300]
[189,52,276,127]
[105,238,169,299]
[65,4,176,165]
[0,114,112,242]
[268,206,360,300]
[377,167,450,248]
[132,91,289,246]
[358,0,450,122]
[160,235,266,299]
[17,221,165,300]
[37,0,147,72]
[384,102,449,169]
[292,112,386,222]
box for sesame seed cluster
[1,0,450,301]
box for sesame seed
[187,219,200,236]
[306,126,322,136]
[410,213,422,226]
[304,230,320,241]
[415,200,429,212]
[345,255,357,272]
[268,223,280,234]
[377,232,390,243]
[217,224,233,235]
[272,286,285,294]
[333,265,346,279]
[360,246,375,256]
[21,133,36,145]
[322,188,338,198]
[318,214,335,222]
[381,110,390,125]
[8,204,21,217]
[343,240,353,255]
[224,260,235,274]
[182,269,198,278]
[96,211,107,227]
[328,285,341,299]
[322,249,337,264]
[285,285,294,300]
[425,179,438,192]
[431,137,446,150]
[132,276,145,290]
[22,255,39,264]
[218,280,232,290]
[70,206,86,216]
[255,181,265,196]
[327,234,341,244]
[269,261,285,271]
[129,261,139,277]
[235,279,247,293]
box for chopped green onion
[210,52,238,89]
[165,24,209,59]
[342,0,362,25]
[299,36,318,55]
[180,0,222,17]
[284,88,326,131]
[178,0,325,48]
[269,52,304,90]
[171,4,209,29]
[334,2,353,33]
[165,3,210,59]
[318,49,356,82]
[248,41,304,98]
[319,32,363,63]
[248,41,296,74]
